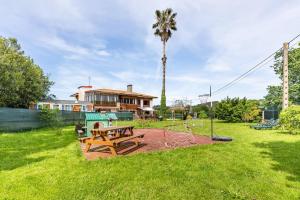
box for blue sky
[1,0,299,105]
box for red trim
[78,86,93,89]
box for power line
[289,40,300,49]
[211,33,300,96]
[213,57,275,96]
[288,33,300,44]
[169,34,300,103]
[212,49,280,95]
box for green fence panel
[0,108,42,132]
[0,108,85,132]
[60,111,85,125]
[0,108,133,132]
[114,112,133,121]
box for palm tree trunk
[162,40,166,95]
[160,40,167,116]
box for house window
[53,104,59,110]
[65,105,72,111]
[121,98,135,104]
[144,100,149,106]
[38,104,43,110]
[86,94,93,102]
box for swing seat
[212,135,233,142]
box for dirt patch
[80,128,213,160]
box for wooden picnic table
[84,125,144,156]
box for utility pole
[282,42,289,109]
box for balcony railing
[94,101,117,107]
[120,103,138,110]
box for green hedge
[279,105,300,133]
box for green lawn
[1,120,300,200]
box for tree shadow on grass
[0,128,75,171]
[254,140,300,184]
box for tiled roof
[85,113,109,121]
[85,113,118,120]
[85,88,157,99]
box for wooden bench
[84,126,144,156]
[79,136,91,143]
[111,133,144,146]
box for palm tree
[152,8,177,116]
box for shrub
[215,97,261,122]
[279,105,300,133]
[186,115,193,120]
[39,108,63,133]
[198,110,208,119]
[242,100,261,122]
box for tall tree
[264,43,300,108]
[0,36,53,108]
[152,8,177,116]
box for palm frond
[152,22,159,29]
[154,29,161,37]
[155,10,161,19]
[152,8,177,41]
[170,21,177,31]
[167,29,172,38]
[171,13,177,19]
[166,8,173,16]
[170,26,177,31]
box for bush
[186,115,193,120]
[193,104,209,119]
[39,108,63,133]
[215,97,261,122]
[198,110,208,119]
[279,105,300,133]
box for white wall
[77,86,93,101]
[140,99,144,108]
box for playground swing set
[199,86,233,142]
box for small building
[85,113,109,137]
[30,100,93,112]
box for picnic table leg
[129,127,134,136]
[85,142,92,152]
[121,128,126,136]
[133,138,140,146]
[108,146,117,156]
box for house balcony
[94,101,117,107]
[120,103,138,110]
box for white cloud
[1,0,299,103]
[39,35,89,55]
[96,50,110,57]
[38,34,112,62]
[52,65,124,99]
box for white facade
[77,86,93,101]
[33,101,92,112]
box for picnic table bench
[84,125,144,156]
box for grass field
[1,119,300,200]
